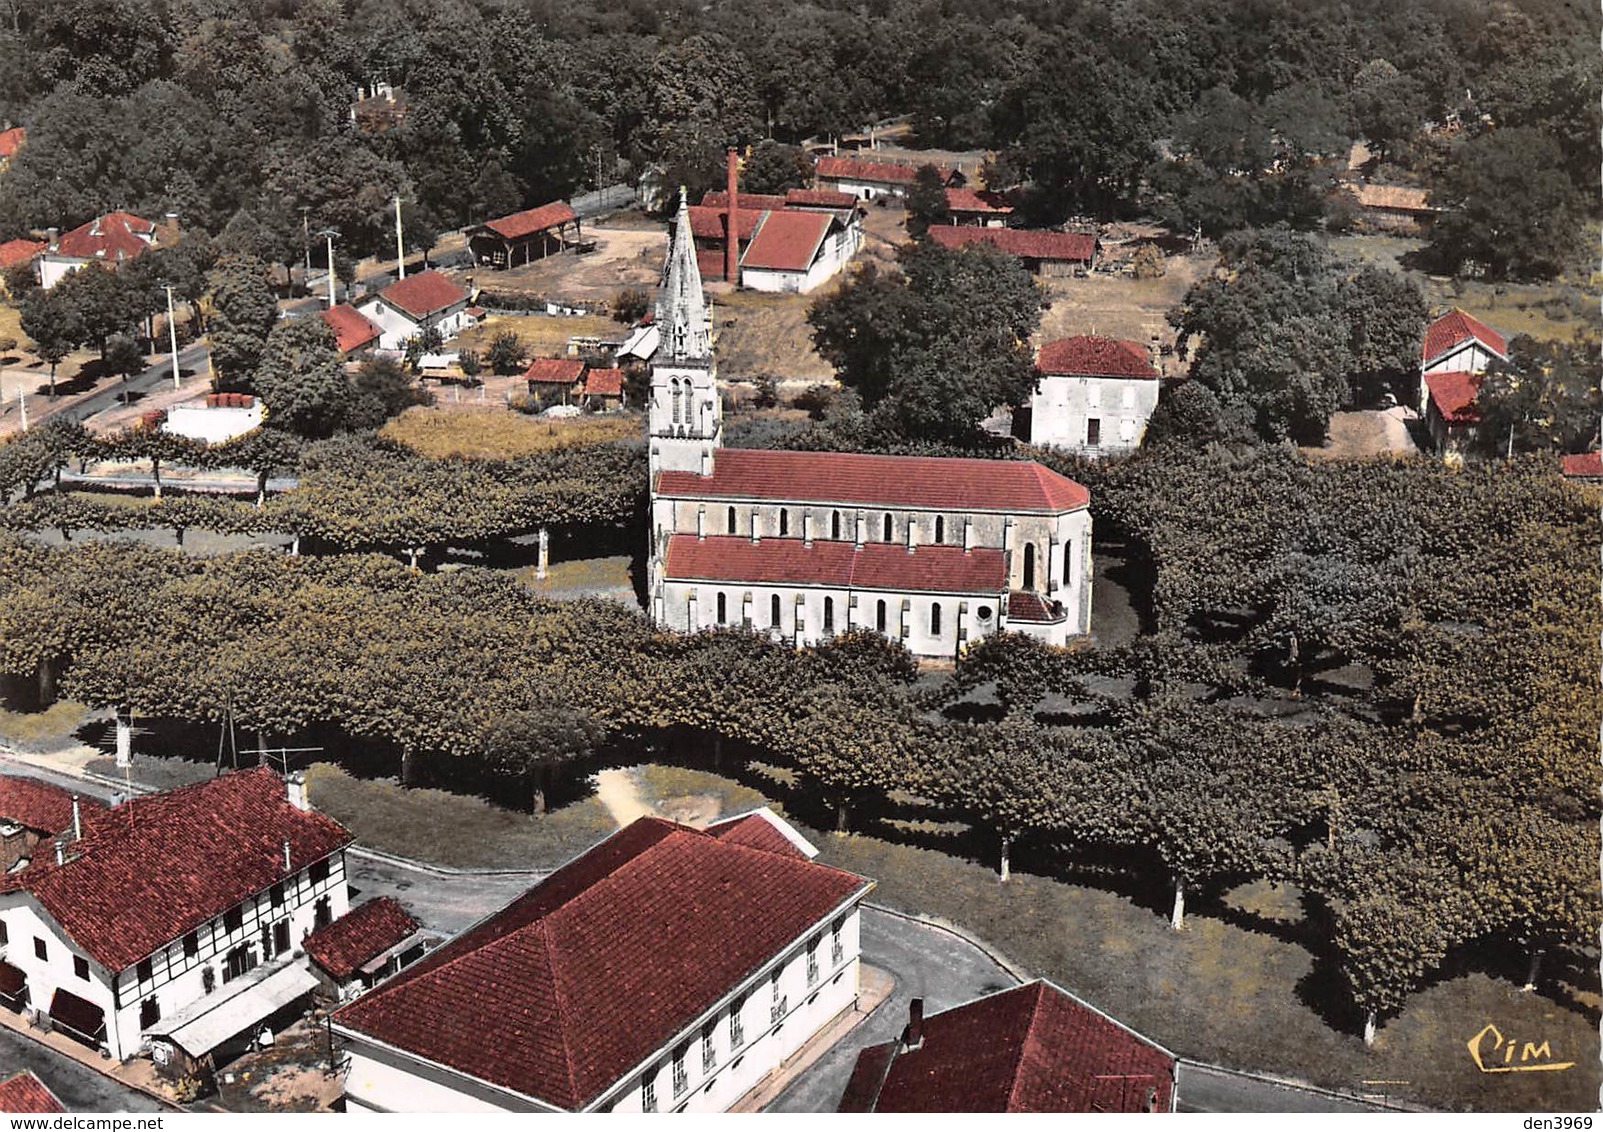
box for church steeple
[658,187,711,362]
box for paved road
[55,344,211,425]
[0,1028,166,1113]
[56,471,298,494]
[1175,1062,1399,1113]
[344,852,545,936]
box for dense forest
[0,0,1595,271]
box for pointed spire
[658,187,711,362]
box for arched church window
[831,511,841,540]
[671,379,682,424]
[930,602,942,635]
[876,600,887,632]
[771,594,782,628]
[934,516,945,544]
[779,510,789,537]
[823,597,835,633]
[883,513,893,541]
[1023,543,1036,590]
[716,593,727,624]
[728,506,737,534]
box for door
[1086,418,1101,447]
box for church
[645,195,1094,658]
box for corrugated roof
[655,449,1088,514]
[663,535,1008,595]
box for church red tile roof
[741,210,832,273]
[0,768,351,973]
[838,981,1175,1112]
[1422,309,1506,365]
[664,535,1008,595]
[0,774,100,836]
[1036,336,1157,379]
[320,304,382,354]
[928,226,1096,262]
[688,204,763,242]
[482,201,577,241]
[379,269,467,318]
[304,897,420,981]
[333,817,870,1111]
[1425,370,1482,425]
[1561,451,1603,479]
[656,449,1089,514]
[53,211,156,263]
[0,238,43,270]
[816,155,958,186]
[944,188,1013,215]
[0,1071,65,1114]
[523,357,586,385]
[1005,590,1054,623]
[0,127,25,160]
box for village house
[333,810,872,1113]
[1418,309,1507,453]
[647,195,1093,655]
[695,153,863,290]
[814,154,963,200]
[0,769,351,1072]
[943,187,1014,227]
[467,201,580,270]
[524,356,587,407]
[0,126,24,174]
[0,1071,65,1113]
[355,269,471,351]
[927,225,1099,275]
[0,776,101,874]
[0,237,44,293]
[160,393,264,445]
[1015,336,1162,456]
[321,304,384,358]
[1346,183,1440,234]
[837,981,1177,1113]
[580,366,627,410]
[302,897,430,1004]
[38,211,166,291]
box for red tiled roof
[333,816,870,1111]
[1425,370,1481,425]
[945,188,1013,214]
[741,210,832,273]
[303,897,420,981]
[928,226,1096,262]
[688,205,763,242]
[379,269,467,319]
[700,191,788,212]
[523,357,586,385]
[482,201,577,241]
[53,211,156,263]
[786,188,859,209]
[656,449,1089,514]
[664,535,1008,595]
[1422,309,1507,365]
[0,1072,65,1114]
[0,768,352,973]
[1561,451,1603,478]
[816,155,957,186]
[0,774,101,835]
[1036,336,1156,379]
[582,367,624,397]
[705,812,811,860]
[1006,591,1053,622]
[839,981,1175,1112]
[0,238,43,270]
[320,304,382,354]
[0,127,25,160]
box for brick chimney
[724,147,740,287]
[903,998,924,1050]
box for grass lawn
[454,312,617,358]
[508,554,634,600]
[381,405,641,459]
[307,757,1599,1112]
[0,700,94,750]
[0,303,23,351]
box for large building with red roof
[814,154,963,200]
[354,268,471,351]
[333,810,871,1112]
[38,211,162,290]
[0,768,351,1064]
[838,981,1177,1112]
[927,225,1099,275]
[468,200,580,269]
[646,197,1093,654]
[1018,335,1163,456]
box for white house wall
[355,299,471,352]
[37,256,87,291]
[1028,375,1160,456]
[162,404,264,445]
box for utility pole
[394,195,406,280]
[299,206,312,293]
[321,230,338,308]
[16,388,25,432]
[162,283,181,390]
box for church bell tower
[649,190,721,477]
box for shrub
[613,287,650,324]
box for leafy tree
[55,264,139,359]
[19,286,82,398]
[740,140,812,195]
[1348,59,1427,160]
[208,254,278,386]
[484,329,527,376]
[612,288,649,325]
[1473,335,1602,457]
[253,317,354,439]
[904,165,951,239]
[104,333,147,385]
[1337,267,1427,406]
[1427,129,1587,282]
[480,704,605,813]
[456,350,482,380]
[351,356,425,430]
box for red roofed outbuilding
[304,897,431,1001]
[1561,451,1603,481]
[333,812,873,1112]
[0,126,25,165]
[469,201,580,269]
[815,154,963,199]
[524,356,587,406]
[838,981,1177,1112]
[0,768,352,1063]
[927,225,1098,274]
[320,303,383,357]
[0,1071,65,1113]
[1422,369,1482,454]
[1418,308,1507,415]
[943,187,1014,227]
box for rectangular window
[33,938,45,962]
[770,970,787,1024]
[270,882,284,908]
[1120,417,1136,442]
[136,957,152,983]
[140,996,160,1030]
[0,921,8,946]
[273,920,290,956]
[806,939,820,987]
[1086,418,1101,447]
[729,995,745,1048]
[223,944,254,984]
[641,1071,657,1113]
[73,956,89,981]
[314,896,332,930]
[223,906,243,933]
[183,932,199,958]
[672,1046,688,1098]
[831,920,844,966]
[701,1021,716,1073]
[1122,384,1136,409]
[309,859,330,884]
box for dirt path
[592,766,651,827]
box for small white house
[738,209,862,295]
[0,769,351,1068]
[1417,309,1507,414]
[355,270,471,351]
[1019,336,1162,456]
[333,811,873,1113]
